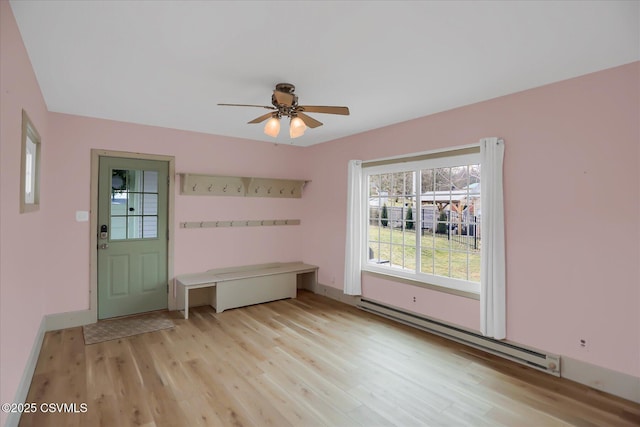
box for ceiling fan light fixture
[289,116,306,138]
[264,116,280,137]
[219,83,350,139]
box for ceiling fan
[218,83,350,139]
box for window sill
[362,268,480,300]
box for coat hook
[223,185,228,192]
[199,222,204,228]
[208,184,213,192]
[290,188,294,195]
[193,184,198,191]
[260,220,264,226]
[215,221,219,227]
[267,187,272,194]
[237,186,242,192]
[255,186,260,193]
[280,188,284,194]
[246,221,249,226]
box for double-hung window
[363,147,481,294]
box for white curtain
[480,138,506,339]
[344,160,363,295]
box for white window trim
[361,145,481,297]
[20,110,41,213]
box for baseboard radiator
[358,298,561,376]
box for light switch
[75,210,89,222]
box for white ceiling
[10,1,640,147]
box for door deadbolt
[100,224,108,239]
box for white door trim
[89,149,176,323]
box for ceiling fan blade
[273,90,294,106]
[296,112,323,128]
[248,112,275,124]
[298,105,350,115]
[218,103,276,110]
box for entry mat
[83,312,174,345]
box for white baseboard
[313,282,360,306]
[6,299,638,427]
[5,309,96,427]
[311,284,640,404]
[561,356,640,403]
[45,309,95,331]
[5,317,47,427]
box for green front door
[98,156,168,319]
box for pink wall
[302,62,640,378]
[46,113,308,314]
[0,1,50,423]
[1,0,638,416]
[2,0,308,411]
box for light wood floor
[20,291,640,426]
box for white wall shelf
[180,174,309,198]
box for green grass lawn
[368,225,480,282]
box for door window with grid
[110,169,159,240]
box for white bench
[175,262,318,319]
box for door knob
[99,243,109,250]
